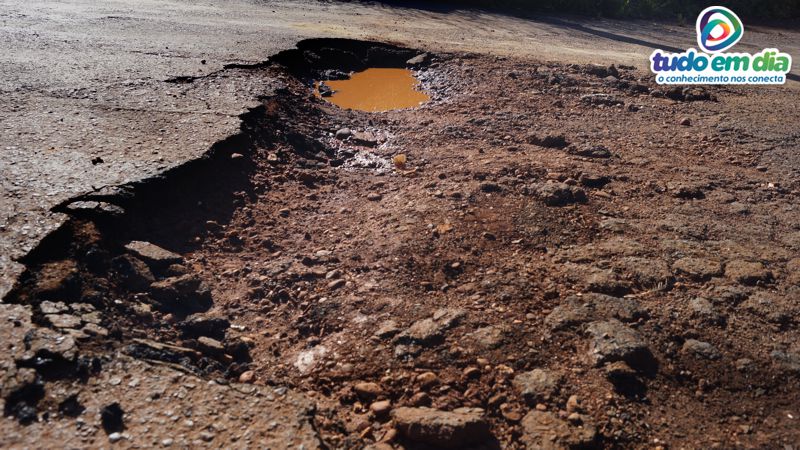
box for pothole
[315,68,430,112]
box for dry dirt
[2,38,800,449]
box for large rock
[545,293,646,331]
[585,320,652,369]
[125,241,183,271]
[534,182,587,207]
[111,254,155,292]
[391,407,490,448]
[520,410,597,449]
[512,369,562,404]
[149,274,212,313]
[394,308,466,345]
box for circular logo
[696,6,743,53]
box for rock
[178,314,230,339]
[367,192,383,201]
[534,182,587,207]
[351,131,379,147]
[584,269,631,296]
[527,133,569,149]
[689,297,725,325]
[578,172,611,188]
[740,291,793,325]
[112,254,155,292]
[391,407,490,449]
[770,350,800,373]
[520,410,597,449]
[45,314,82,329]
[580,93,623,106]
[614,257,672,290]
[566,395,582,413]
[354,381,384,400]
[416,372,439,389]
[575,145,611,158]
[512,369,562,405]
[327,278,346,290]
[19,328,78,363]
[409,392,432,407]
[149,274,212,313]
[394,308,466,346]
[667,182,705,199]
[124,241,183,271]
[335,128,352,139]
[673,257,722,281]
[82,323,109,337]
[680,117,692,126]
[725,260,772,285]
[545,293,647,331]
[39,301,68,315]
[239,370,256,383]
[682,339,721,360]
[585,320,652,369]
[406,53,430,67]
[374,320,401,339]
[479,182,502,193]
[196,336,225,356]
[465,326,505,349]
[370,400,392,416]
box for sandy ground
[2,0,800,298]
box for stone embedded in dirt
[239,370,256,383]
[534,181,587,207]
[680,117,692,126]
[82,323,109,337]
[672,257,723,281]
[575,145,612,158]
[770,349,800,374]
[20,328,78,363]
[327,278,346,289]
[580,93,623,106]
[545,293,647,331]
[725,260,772,285]
[32,260,80,299]
[464,326,505,349]
[605,360,637,381]
[374,320,401,339]
[45,313,82,329]
[667,182,705,199]
[512,369,563,405]
[196,336,225,356]
[585,320,652,369]
[39,300,68,315]
[479,182,502,193]
[583,269,631,296]
[740,291,794,325]
[112,254,155,292]
[406,53,430,67]
[370,399,392,416]
[353,381,384,400]
[394,308,466,346]
[578,172,611,188]
[335,128,352,140]
[351,131,379,147]
[391,406,490,449]
[527,133,569,149]
[124,241,183,270]
[689,297,725,325]
[520,410,597,449]
[416,371,440,389]
[149,273,212,313]
[614,257,672,290]
[178,314,230,339]
[682,339,721,360]
[366,192,383,201]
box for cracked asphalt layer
[1,0,798,297]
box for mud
[316,68,430,112]
[3,37,800,449]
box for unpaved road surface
[2,1,800,449]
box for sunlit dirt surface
[315,68,429,112]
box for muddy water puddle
[315,68,429,112]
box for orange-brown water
[314,68,429,112]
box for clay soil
[4,40,800,449]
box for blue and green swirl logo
[696,6,743,53]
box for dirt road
[2,1,800,448]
